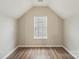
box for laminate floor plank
[7,47,75,59]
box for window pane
[34,16,47,39]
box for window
[34,16,47,39]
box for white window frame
[34,16,47,39]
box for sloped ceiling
[49,0,79,19]
[0,0,32,19]
[0,0,79,19]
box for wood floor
[7,47,75,59]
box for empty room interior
[0,0,79,59]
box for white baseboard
[3,47,18,59]
[17,45,63,47]
[62,46,78,59]
[3,45,78,59]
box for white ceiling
[49,0,79,19]
[0,0,32,19]
[0,0,79,19]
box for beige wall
[18,7,64,46]
[0,15,17,59]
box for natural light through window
[34,16,47,39]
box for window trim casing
[34,16,48,39]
